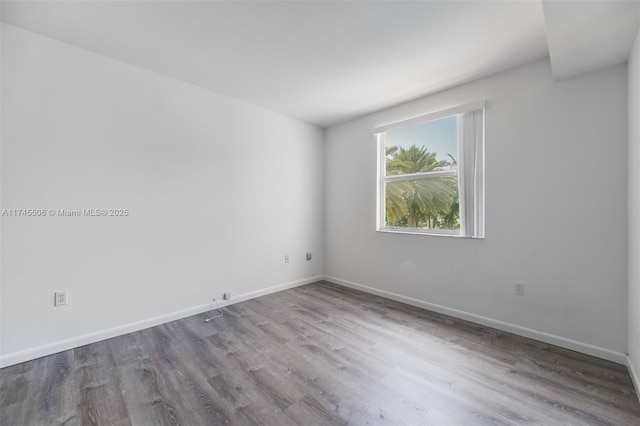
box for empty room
[1,1,640,424]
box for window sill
[377,228,484,239]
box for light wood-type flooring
[1,281,639,425]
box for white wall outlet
[54,291,68,306]
[514,283,525,296]
[284,255,289,263]
[223,291,231,300]
[306,252,312,261]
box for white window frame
[375,101,485,238]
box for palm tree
[385,145,458,228]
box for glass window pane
[385,177,460,231]
[385,115,458,176]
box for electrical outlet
[54,291,68,306]
[306,252,312,261]
[284,255,289,263]
[514,283,525,296]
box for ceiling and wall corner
[0,1,550,128]
[1,1,637,129]
[2,1,637,127]
[543,0,640,80]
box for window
[375,102,484,238]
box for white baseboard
[3,275,628,369]
[0,276,321,368]
[324,275,627,365]
[628,355,640,403]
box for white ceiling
[1,1,638,128]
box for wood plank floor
[1,281,639,425]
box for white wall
[0,24,324,366]
[325,58,628,362]
[0,21,634,373]
[628,21,640,390]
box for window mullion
[383,170,457,182]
